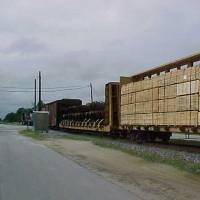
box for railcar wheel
[162,135,170,143]
[120,133,127,138]
[150,134,157,142]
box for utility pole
[34,79,37,111]
[39,71,42,111]
[90,83,93,103]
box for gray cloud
[1,38,47,55]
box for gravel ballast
[92,139,200,173]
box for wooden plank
[166,98,177,112]
[152,76,159,88]
[159,87,165,99]
[165,72,171,86]
[177,95,190,111]
[191,94,198,110]
[198,112,200,126]
[128,93,132,104]
[144,101,153,113]
[153,88,159,100]
[159,100,165,113]
[148,89,153,101]
[177,82,190,96]
[165,85,177,99]
[159,74,165,87]
[131,93,136,103]
[191,111,198,126]
[183,67,191,82]
[153,100,159,112]
[170,71,177,85]
[191,80,199,94]
[176,70,185,83]
[158,113,164,125]
[153,113,159,125]
[128,82,134,93]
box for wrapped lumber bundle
[121,62,200,128]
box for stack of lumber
[121,65,200,126]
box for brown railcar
[44,99,82,128]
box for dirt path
[37,138,200,200]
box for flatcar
[59,82,120,134]
[46,52,200,143]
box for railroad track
[59,128,200,153]
[146,141,200,154]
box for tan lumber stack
[121,64,200,127]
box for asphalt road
[0,124,140,200]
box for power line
[0,86,34,89]
[42,85,90,89]
[0,90,34,93]
[42,86,90,92]
[0,85,90,90]
[0,85,90,93]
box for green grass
[170,139,200,146]
[62,133,97,141]
[20,129,50,140]
[2,122,22,125]
[61,132,117,142]
[94,140,166,161]
[190,163,200,174]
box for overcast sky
[0,0,200,119]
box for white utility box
[33,111,49,133]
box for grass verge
[20,129,50,140]
[63,133,200,175]
[20,130,200,175]
[61,133,116,142]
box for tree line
[3,101,45,123]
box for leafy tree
[37,100,45,110]
[16,108,26,122]
[4,101,45,123]
[31,100,45,111]
[4,112,18,122]
[16,107,33,122]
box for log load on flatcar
[59,82,120,133]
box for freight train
[44,52,200,143]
